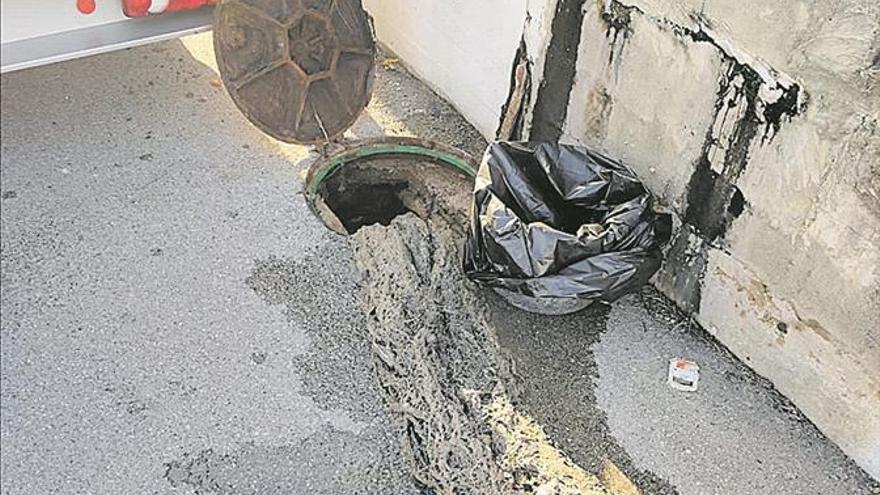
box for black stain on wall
[728,187,746,217]
[761,84,802,143]
[601,1,637,64]
[654,225,709,314]
[683,61,761,241]
[681,54,805,243]
[679,23,806,143]
[670,42,803,312]
[529,0,588,143]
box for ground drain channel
[304,137,642,495]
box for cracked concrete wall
[364,0,880,478]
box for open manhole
[304,137,477,234]
[304,137,589,315]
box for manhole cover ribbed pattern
[214,0,376,144]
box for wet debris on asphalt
[352,212,640,494]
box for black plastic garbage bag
[463,141,672,303]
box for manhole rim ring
[305,136,478,196]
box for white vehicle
[1,0,214,74]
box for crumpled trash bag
[463,141,672,303]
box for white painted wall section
[363,0,528,138]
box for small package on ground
[463,141,672,306]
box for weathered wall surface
[364,0,880,478]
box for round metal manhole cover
[214,0,376,144]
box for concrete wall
[557,0,880,478]
[363,0,880,478]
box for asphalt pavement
[0,35,418,495]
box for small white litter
[668,358,700,392]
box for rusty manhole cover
[214,0,376,144]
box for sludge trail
[350,212,637,495]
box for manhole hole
[304,137,477,234]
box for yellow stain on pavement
[601,460,642,495]
[471,391,641,495]
[180,32,219,72]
